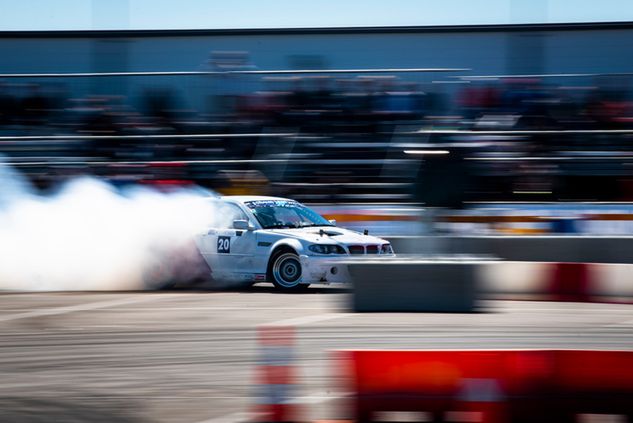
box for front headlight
[308,244,346,255]
[381,244,394,254]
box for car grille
[348,245,380,254]
[348,245,365,255]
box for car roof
[220,195,295,204]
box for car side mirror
[233,219,253,230]
[328,219,337,226]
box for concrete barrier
[386,236,633,264]
[346,258,483,312]
[346,258,633,308]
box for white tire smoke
[0,161,218,291]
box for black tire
[267,249,310,291]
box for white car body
[194,195,393,288]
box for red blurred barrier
[484,261,633,304]
[547,262,592,302]
[343,350,633,422]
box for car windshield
[244,200,334,229]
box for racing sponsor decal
[245,200,300,209]
[217,236,231,253]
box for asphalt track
[1,286,633,422]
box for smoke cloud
[0,161,218,291]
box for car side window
[218,203,248,229]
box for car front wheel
[269,251,309,291]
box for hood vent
[313,229,344,236]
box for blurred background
[3,2,633,423]
[3,1,633,236]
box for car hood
[264,226,387,245]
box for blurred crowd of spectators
[1,74,633,202]
[227,77,441,133]
[2,75,633,143]
[458,77,633,130]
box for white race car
[195,196,394,290]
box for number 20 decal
[217,236,231,254]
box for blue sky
[1,0,633,31]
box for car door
[223,203,257,279]
[198,203,256,282]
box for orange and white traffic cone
[252,325,302,423]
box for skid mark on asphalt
[69,306,333,312]
[193,392,346,423]
[194,412,252,423]
[0,295,167,323]
[268,312,351,326]
[607,318,633,326]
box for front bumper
[300,254,351,284]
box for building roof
[2,21,633,38]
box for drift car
[195,196,394,290]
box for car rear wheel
[268,251,309,291]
